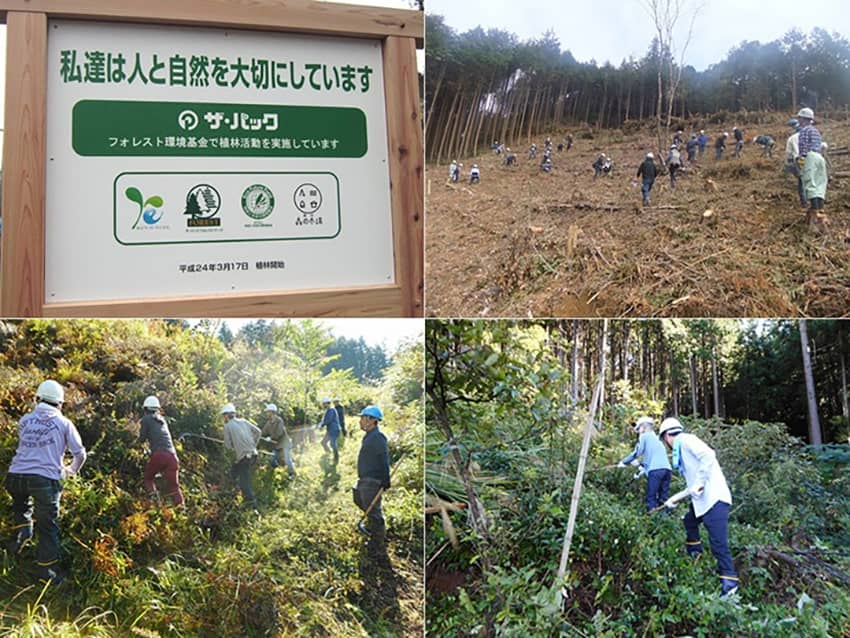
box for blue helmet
[787,118,798,128]
[359,405,383,420]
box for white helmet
[265,403,278,412]
[821,142,829,151]
[36,380,64,404]
[333,397,340,402]
[321,397,332,405]
[646,152,654,159]
[659,417,683,437]
[797,107,814,120]
[634,416,654,432]
[220,402,237,415]
[143,395,161,409]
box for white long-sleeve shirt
[785,132,800,165]
[223,418,261,462]
[676,432,732,518]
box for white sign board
[45,20,394,303]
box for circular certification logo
[293,183,323,214]
[241,184,275,220]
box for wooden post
[0,1,423,317]
[1,12,48,317]
[383,35,424,317]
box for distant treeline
[426,17,850,161]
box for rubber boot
[720,575,740,598]
[685,540,703,559]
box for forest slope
[0,320,423,637]
[427,418,850,637]
[426,114,850,318]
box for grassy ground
[426,114,850,317]
[0,424,423,637]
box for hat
[220,402,236,415]
[659,417,683,436]
[797,107,814,120]
[634,416,654,432]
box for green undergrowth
[427,418,850,637]
[0,320,424,637]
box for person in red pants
[138,395,184,507]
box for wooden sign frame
[0,1,423,317]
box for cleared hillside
[426,114,850,317]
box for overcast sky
[428,0,850,72]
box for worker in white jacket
[658,417,739,598]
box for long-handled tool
[179,432,223,444]
[649,487,691,515]
[178,432,273,456]
[356,453,405,536]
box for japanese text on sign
[59,50,374,93]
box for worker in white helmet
[261,403,296,479]
[138,395,184,506]
[795,107,827,225]
[618,416,671,512]
[5,380,86,585]
[221,403,261,511]
[658,418,739,598]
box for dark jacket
[637,158,657,181]
[358,428,390,488]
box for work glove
[630,459,641,467]
[262,437,274,444]
[797,156,805,169]
[663,497,680,509]
[61,465,75,479]
[689,484,705,497]
[617,462,626,469]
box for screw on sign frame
[0,0,423,318]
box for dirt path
[426,117,850,317]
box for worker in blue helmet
[354,405,390,539]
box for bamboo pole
[556,367,604,595]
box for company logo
[242,184,275,220]
[293,183,323,214]
[184,184,222,227]
[125,187,164,229]
[178,109,199,131]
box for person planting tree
[137,395,184,507]
[618,416,671,512]
[658,417,740,598]
[5,380,87,585]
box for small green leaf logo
[126,187,164,228]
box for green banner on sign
[72,100,367,157]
